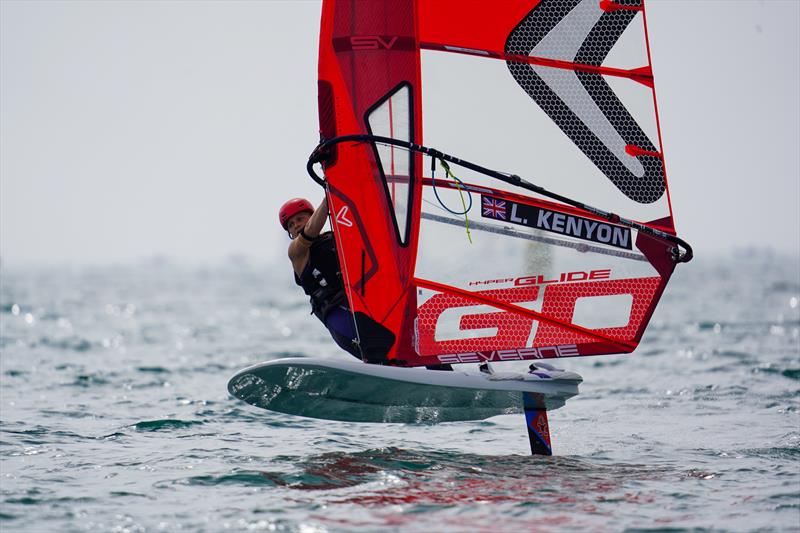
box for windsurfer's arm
[287,196,329,275]
[302,197,329,240]
[288,235,311,275]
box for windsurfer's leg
[328,328,362,360]
[325,306,395,364]
[325,305,360,360]
[325,305,357,338]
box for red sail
[315,0,684,367]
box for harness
[294,231,347,323]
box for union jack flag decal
[482,196,506,220]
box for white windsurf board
[227,357,581,424]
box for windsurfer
[280,197,362,360]
[280,196,452,370]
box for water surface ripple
[1,252,798,531]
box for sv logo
[350,35,399,50]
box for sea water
[1,250,798,532]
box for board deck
[228,358,581,424]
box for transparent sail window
[366,84,413,245]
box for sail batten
[419,43,654,86]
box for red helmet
[279,198,314,230]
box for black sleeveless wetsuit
[294,232,360,359]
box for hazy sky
[2,0,798,267]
